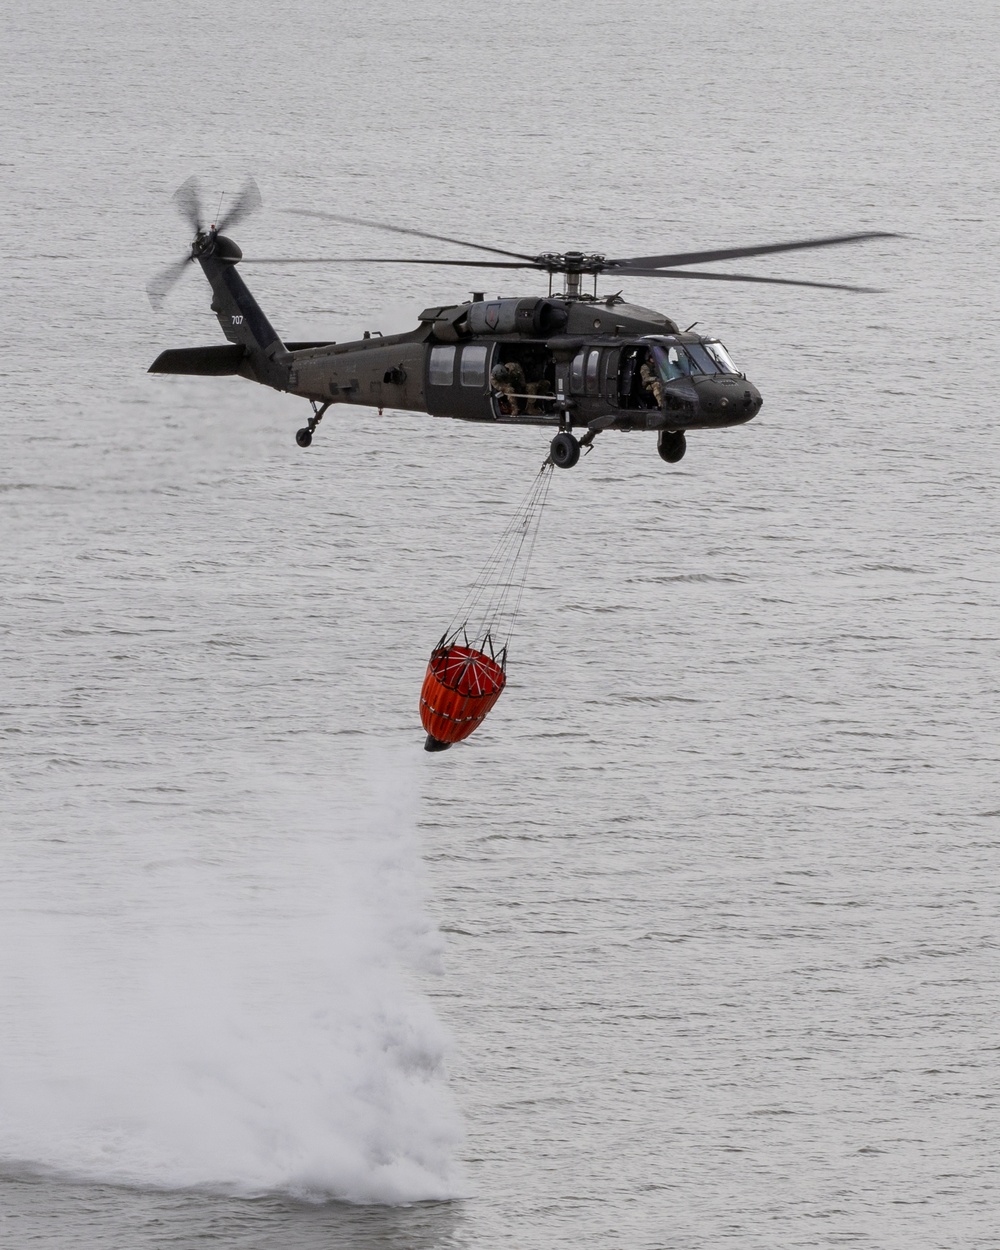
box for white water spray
[0,757,464,1202]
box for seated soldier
[639,354,664,408]
[525,375,553,415]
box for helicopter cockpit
[615,336,752,416]
[648,338,741,381]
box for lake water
[2,1,998,1246]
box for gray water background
[2,1,999,1245]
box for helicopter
[148,178,895,468]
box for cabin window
[429,345,456,386]
[586,349,601,395]
[460,344,489,387]
[570,349,586,393]
[604,348,621,400]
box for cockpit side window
[652,345,692,381]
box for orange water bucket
[420,643,506,751]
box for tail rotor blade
[217,176,262,234]
[172,176,204,235]
[146,254,191,310]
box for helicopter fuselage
[282,299,762,433]
[149,240,763,462]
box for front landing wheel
[550,431,581,469]
[657,430,686,463]
[295,427,313,448]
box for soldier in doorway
[639,353,664,408]
[491,361,527,415]
[525,375,553,415]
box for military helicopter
[148,178,894,468]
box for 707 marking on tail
[231,315,244,325]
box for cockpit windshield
[651,340,739,380]
[702,340,739,372]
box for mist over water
[0,763,464,1203]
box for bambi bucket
[420,643,506,750]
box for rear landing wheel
[550,431,581,469]
[657,430,686,463]
[295,427,313,448]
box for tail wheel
[657,430,686,463]
[550,431,581,469]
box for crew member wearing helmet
[491,361,526,415]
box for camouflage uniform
[491,361,526,415]
[640,360,664,408]
[491,363,513,414]
[528,376,555,415]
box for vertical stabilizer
[197,246,290,390]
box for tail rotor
[146,255,194,312]
[216,176,262,234]
[146,175,262,310]
[171,174,205,235]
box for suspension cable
[439,460,555,663]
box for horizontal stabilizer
[148,344,247,375]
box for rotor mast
[536,251,607,300]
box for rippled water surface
[2,2,999,1246]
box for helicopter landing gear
[296,400,332,449]
[657,430,686,464]
[549,430,581,469]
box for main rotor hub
[533,250,608,274]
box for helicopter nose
[694,376,762,423]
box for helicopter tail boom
[195,247,291,390]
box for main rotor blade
[172,176,204,234]
[285,209,540,264]
[146,254,191,310]
[610,231,899,271]
[249,256,540,270]
[217,175,263,234]
[620,267,882,292]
